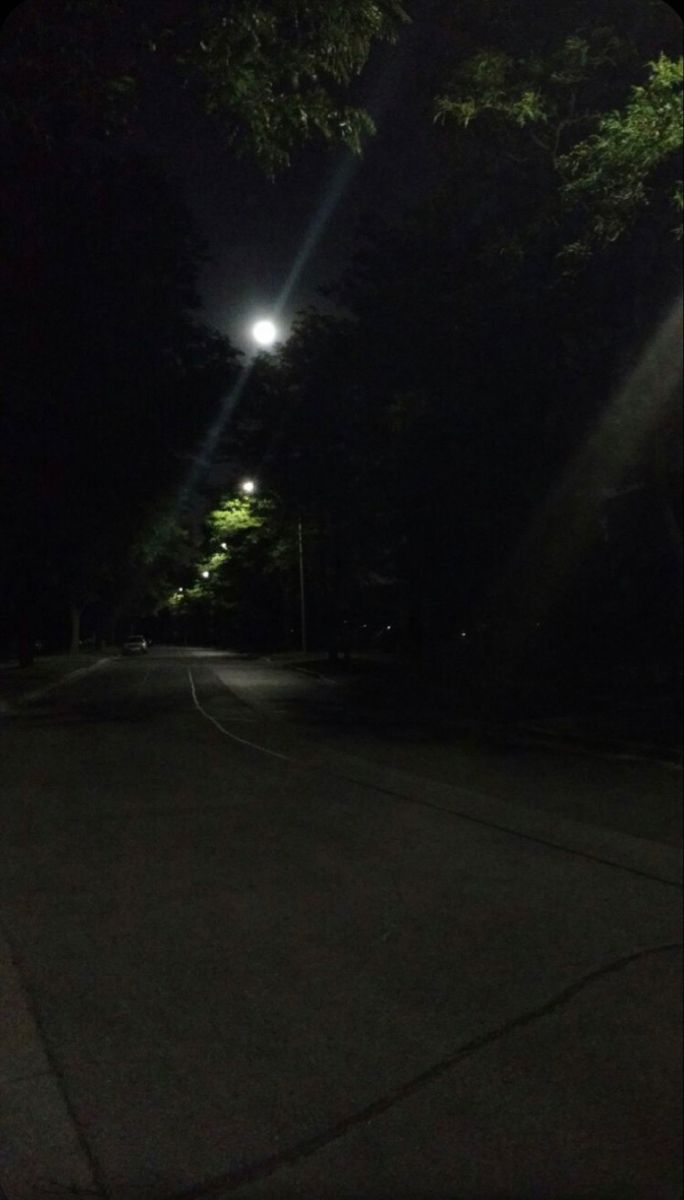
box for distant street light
[240,478,256,495]
[201,570,210,579]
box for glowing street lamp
[240,478,256,496]
[251,319,278,348]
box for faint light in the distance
[252,319,277,347]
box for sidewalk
[0,651,117,714]
[513,704,682,766]
[265,650,682,768]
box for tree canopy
[434,8,682,268]
[1,0,408,168]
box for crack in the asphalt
[161,942,682,1198]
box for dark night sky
[138,4,458,351]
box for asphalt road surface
[1,647,681,1199]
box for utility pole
[297,515,307,652]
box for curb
[266,661,681,769]
[509,725,682,771]
[289,664,340,685]
[0,930,100,1197]
[262,658,340,685]
[443,719,682,771]
[313,749,683,887]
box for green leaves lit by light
[434,36,683,270]
[433,33,641,142]
[434,50,548,130]
[558,54,683,258]
[3,0,408,173]
[166,498,271,606]
[184,0,409,172]
[207,496,274,542]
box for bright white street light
[251,319,277,347]
[240,478,256,495]
[201,570,210,579]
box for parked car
[121,635,148,656]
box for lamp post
[240,477,307,653]
[297,514,307,653]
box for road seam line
[329,770,683,888]
[189,671,682,888]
